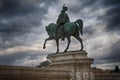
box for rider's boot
[55,27,58,40]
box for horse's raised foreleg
[74,36,83,51]
[43,37,53,49]
[56,39,59,53]
[64,37,71,52]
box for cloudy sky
[0,0,120,70]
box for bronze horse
[43,19,83,53]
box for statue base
[47,50,94,80]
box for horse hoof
[80,49,83,51]
[43,46,46,49]
[56,52,59,54]
[56,50,59,53]
[64,50,67,52]
[80,47,83,51]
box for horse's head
[45,25,51,36]
[45,23,56,38]
[45,26,49,32]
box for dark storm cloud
[0,0,57,16]
[105,7,120,31]
[0,0,119,69]
[68,0,103,36]
[107,40,120,60]
[0,0,58,49]
[94,40,120,66]
[101,0,120,31]
[69,0,99,13]
[0,51,48,65]
[0,16,38,49]
[69,0,120,32]
[0,18,35,34]
[103,0,120,6]
[85,0,120,68]
[84,26,95,35]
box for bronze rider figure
[56,4,70,40]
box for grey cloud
[0,16,41,49]
[84,26,95,35]
[105,6,120,31]
[0,0,57,16]
[0,51,48,65]
[100,0,120,31]
[69,0,99,13]
[102,0,120,7]
[0,0,58,49]
[69,0,120,32]
[94,40,120,66]
[0,0,119,69]
[107,40,120,59]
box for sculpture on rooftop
[43,4,84,53]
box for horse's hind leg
[74,35,83,51]
[64,36,71,52]
[56,39,59,53]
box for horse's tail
[75,19,83,35]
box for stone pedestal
[47,50,94,80]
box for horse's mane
[46,23,57,37]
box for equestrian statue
[43,4,83,53]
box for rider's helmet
[62,4,68,11]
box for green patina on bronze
[43,4,84,53]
